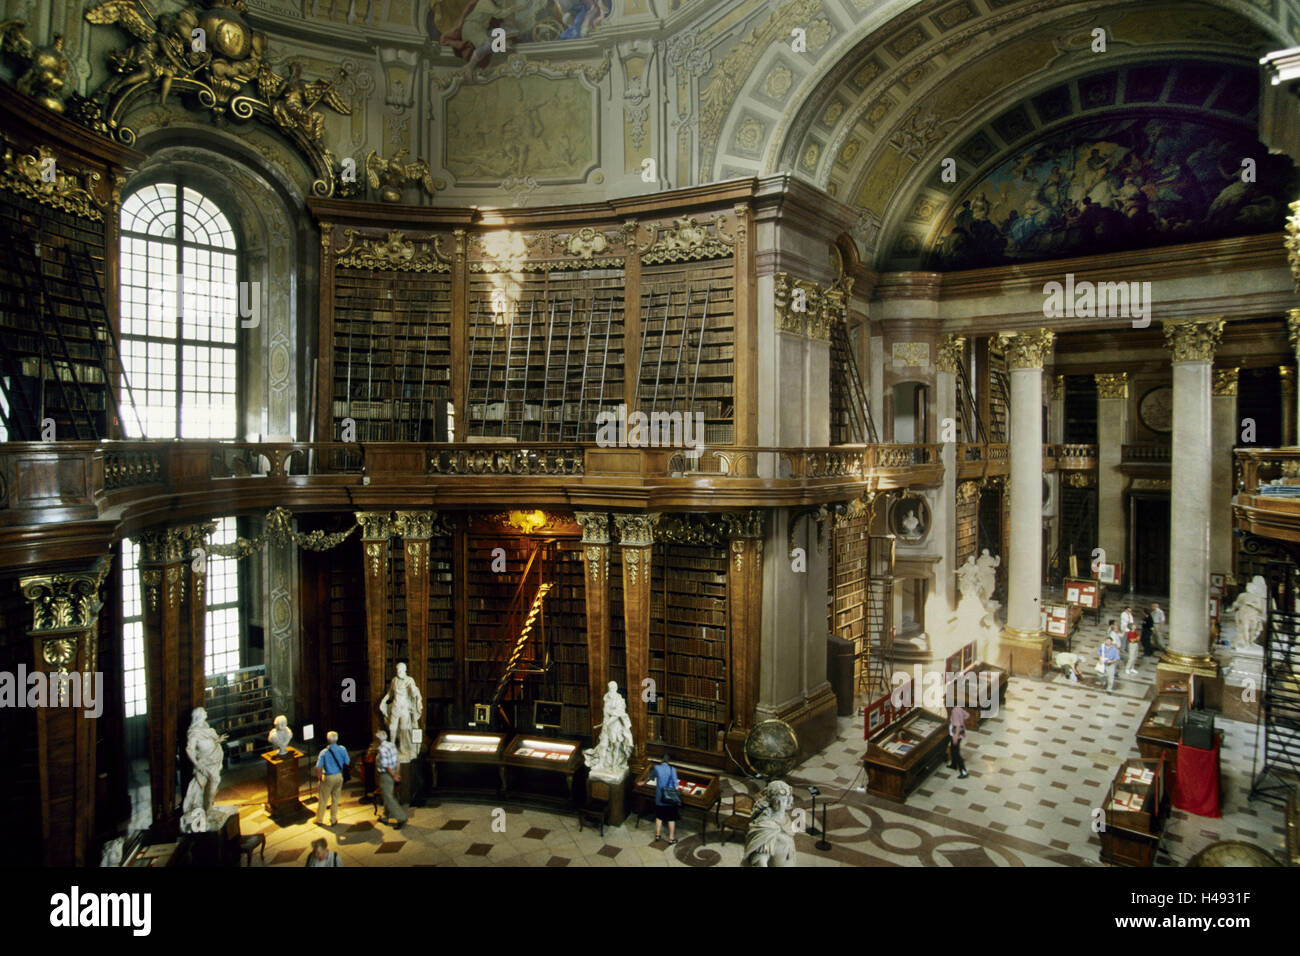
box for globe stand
[814,805,831,852]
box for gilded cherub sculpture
[261,62,350,142]
[365,149,439,203]
[0,22,71,112]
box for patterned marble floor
[207,663,1287,868]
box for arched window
[118,182,244,709]
[119,182,239,439]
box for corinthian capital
[1163,318,1224,364]
[936,334,966,373]
[995,329,1055,370]
[614,513,660,547]
[1094,372,1128,399]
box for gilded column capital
[20,556,112,634]
[1280,365,1296,394]
[1094,372,1128,399]
[1285,199,1298,290]
[995,329,1054,369]
[136,524,211,564]
[574,512,610,544]
[355,511,394,539]
[1212,368,1239,397]
[957,481,979,503]
[393,510,435,539]
[935,334,966,374]
[614,513,660,547]
[1163,318,1224,363]
[1287,308,1300,357]
[719,509,766,539]
[1051,374,1066,400]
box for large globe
[744,719,800,780]
[1187,841,1281,867]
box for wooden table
[502,735,584,805]
[632,766,722,844]
[863,710,949,803]
[1136,694,1184,791]
[428,730,508,795]
[1100,754,1169,867]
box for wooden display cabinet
[429,730,508,794]
[863,709,949,803]
[632,764,722,844]
[502,735,584,804]
[1100,754,1169,867]
[1136,693,1185,790]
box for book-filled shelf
[648,541,729,756]
[427,531,456,728]
[204,665,273,759]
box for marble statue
[901,509,921,539]
[379,662,423,760]
[1231,575,1268,650]
[181,706,229,833]
[267,714,293,756]
[744,779,797,867]
[583,681,633,782]
[956,556,982,603]
[975,549,1001,605]
[99,837,124,867]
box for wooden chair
[238,833,266,866]
[578,779,611,837]
[719,793,754,844]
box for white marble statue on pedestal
[181,706,234,833]
[1230,576,1268,650]
[267,714,293,756]
[584,681,633,782]
[380,662,423,761]
[744,779,797,867]
[975,549,1001,611]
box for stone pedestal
[262,747,305,819]
[590,771,628,825]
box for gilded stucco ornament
[1286,308,1300,358]
[1094,373,1128,400]
[1163,318,1224,364]
[1285,200,1299,291]
[83,0,351,197]
[935,334,965,374]
[363,148,441,202]
[1212,368,1240,397]
[0,144,104,221]
[0,21,70,113]
[334,229,449,273]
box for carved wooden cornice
[1094,372,1128,400]
[334,229,450,272]
[639,214,734,265]
[995,328,1055,370]
[0,142,104,221]
[1163,318,1224,364]
[20,555,111,634]
[1212,368,1240,397]
[468,222,636,273]
[935,334,965,374]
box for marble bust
[267,714,293,756]
[583,681,633,782]
[745,779,797,867]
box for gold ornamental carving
[137,524,211,565]
[720,510,766,540]
[356,511,394,540]
[834,493,877,528]
[140,569,162,612]
[1163,318,1224,364]
[574,512,610,545]
[995,329,1054,370]
[404,539,428,578]
[1287,308,1300,358]
[655,514,730,546]
[0,143,104,221]
[1212,368,1239,397]
[1094,372,1128,400]
[731,538,747,573]
[891,341,930,369]
[393,510,436,540]
[20,556,111,633]
[936,335,965,374]
[1130,477,1171,492]
[365,541,385,578]
[334,229,449,273]
[639,215,734,264]
[623,547,642,587]
[1063,472,1095,488]
[957,481,979,503]
[1286,199,1299,291]
[0,21,71,113]
[320,221,333,253]
[83,0,352,197]
[165,564,183,608]
[1281,365,1296,396]
[614,513,660,547]
[583,545,606,584]
[363,149,442,203]
[1052,374,1065,400]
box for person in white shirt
[1150,603,1166,650]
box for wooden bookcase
[203,665,273,758]
[427,532,456,729]
[648,542,729,755]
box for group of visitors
[1096,602,1166,691]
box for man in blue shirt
[1097,637,1121,692]
[375,730,407,829]
[315,731,350,826]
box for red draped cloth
[1172,731,1221,818]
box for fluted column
[356,512,394,726]
[1210,370,1238,581]
[394,511,436,703]
[996,329,1054,676]
[616,514,658,772]
[1162,319,1223,682]
[575,512,611,738]
[936,335,963,610]
[1095,373,1128,577]
[723,511,765,733]
[21,556,111,866]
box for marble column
[615,513,658,772]
[995,329,1054,677]
[935,335,963,611]
[1210,370,1238,581]
[1160,319,1224,690]
[21,556,111,866]
[1095,373,1128,577]
[574,512,611,737]
[1048,374,1065,444]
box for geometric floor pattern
[206,663,1287,867]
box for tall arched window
[118,182,244,708]
[119,182,239,438]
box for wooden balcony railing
[1233,448,1300,546]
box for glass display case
[1137,693,1185,788]
[632,764,722,844]
[863,708,949,803]
[1100,754,1169,867]
[502,735,584,805]
[503,736,581,771]
[429,730,508,794]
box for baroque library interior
[2,0,1300,885]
